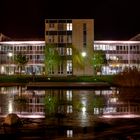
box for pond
[0,86,140,139]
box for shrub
[113,67,140,87]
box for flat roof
[94,40,140,44]
[0,41,45,45]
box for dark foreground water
[0,86,140,139]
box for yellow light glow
[1,66,4,73]
[8,100,13,113]
[81,52,87,57]
[82,107,86,112]
[8,52,13,57]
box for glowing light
[81,52,87,57]
[18,114,45,118]
[8,52,13,57]
[67,130,73,137]
[8,100,13,113]
[82,107,86,113]
[101,114,140,118]
[0,41,45,45]
[1,66,4,73]
[103,107,117,114]
[48,77,51,80]
[94,40,140,44]
[66,90,72,101]
[110,98,118,103]
[0,114,45,118]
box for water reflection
[0,86,45,118]
[0,87,140,119]
[0,86,140,138]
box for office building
[94,41,140,74]
[0,19,140,75]
[45,19,94,76]
[0,41,45,75]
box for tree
[44,44,61,75]
[70,45,85,70]
[14,53,28,75]
[44,95,58,117]
[91,50,107,75]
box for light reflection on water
[0,87,140,119]
[0,86,140,139]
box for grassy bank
[0,75,114,84]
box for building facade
[0,41,45,75]
[1,40,140,75]
[45,19,94,76]
[94,41,140,74]
[0,19,140,75]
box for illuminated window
[109,56,118,60]
[66,48,72,55]
[103,107,116,114]
[94,108,99,114]
[67,60,72,74]
[8,100,13,113]
[66,90,72,101]
[67,105,73,113]
[109,98,118,103]
[67,23,72,31]
[58,47,65,55]
[67,130,73,137]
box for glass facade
[0,41,45,75]
[1,40,140,75]
[94,41,140,75]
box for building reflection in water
[1,86,140,139]
[0,86,140,120]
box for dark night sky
[1,0,140,40]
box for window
[67,23,72,31]
[67,60,72,74]
[67,35,72,43]
[48,35,54,43]
[67,105,73,113]
[58,23,64,30]
[66,48,72,55]
[58,35,63,43]
[30,46,32,50]
[67,130,73,137]
[83,23,86,31]
[58,62,63,74]
[83,23,87,47]
[58,47,65,55]
[66,90,72,101]
[49,23,54,28]
[49,66,54,74]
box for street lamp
[81,51,87,76]
[81,51,87,57]
[8,52,13,75]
